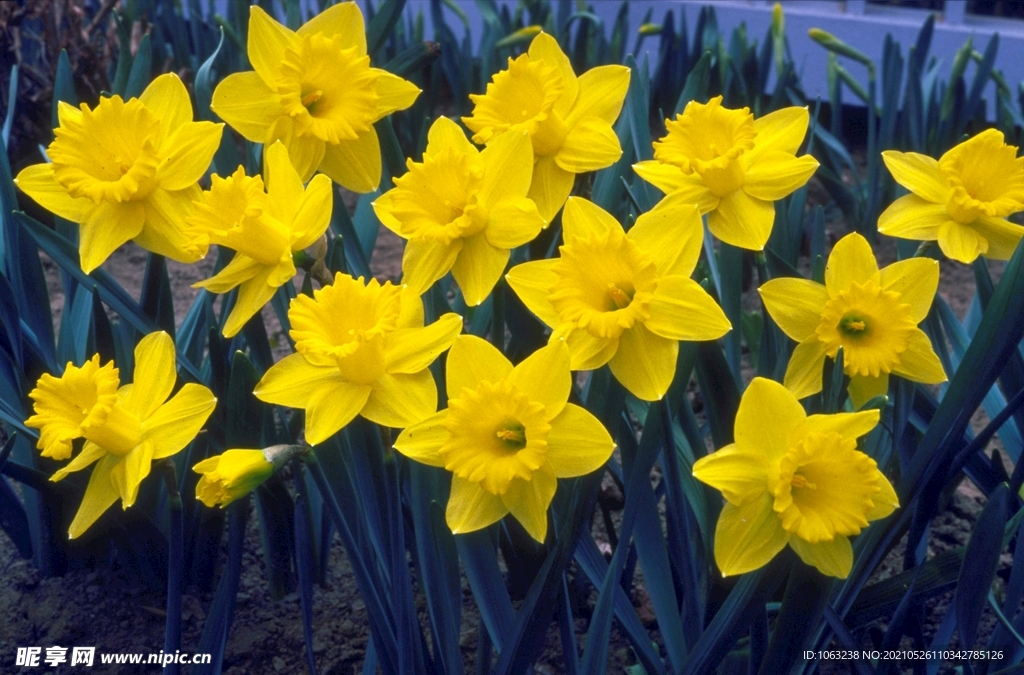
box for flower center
[289,275,402,384]
[440,380,550,495]
[49,96,162,203]
[81,400,143,456]
[387,147,487,245]
[653,96,755,197]
[771,432,882,543]
[815,280,916,378]
[464,54,566,148]
[279,33,380,143]
[939,129,1024,221]
[548,229,657,339]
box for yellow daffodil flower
[463,33,630,221]
[15,74,223,273]
[25,332,217,538]
[394,336,614,542]
[187,141,333,337]
[194,449,274,507]
[506,195,731,401]
[372,117,545,304]
[878,129,1024,263]
[254,272,462,444]
[633,96,818,251]
[760,232,946,407]
[693,377,898,578]
[211,3,420,192]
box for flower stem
[156,458,183,675]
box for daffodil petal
[479,129,533,207]
[825,232,880,292]
[506,259,562,328]
[289,174,334,250]
[159,121,223,191]
[79,200,144,274]
[556,117,622,173]
[248,6,295,85]
[566,64,629,127]
[397,285,425,329]
[507,340,571,420]
[789,535,853,579]
[402,238,462,295]
[627,191,703,277]
[545,402,615,478]
[446,335,513,399]
[123,331,176,420]
[937,220,988,264]
[304,382,372,445]
[112,440,155,508]
[372,69,420,120]
[692,443,767,506]
[714,495,789,577]
[892,328,946,384]
[393,410,449,467]
[297,0,366,54]
[972,215,1024,261]
[758,277,828,342]
[485,196,545,249]
[707,190,774,251]
[51,441,107,482]
[502,464,557,542]
[562,326,617,370]
[385,313,462,374]
[264,141,305,219]
[268,117,326,184]
[747,106,809,162]
[562,196,620,243]
[529,33,578,117]
[451,233,509,306]
[879,258,939,323]
[255,353,344,407]
[319,127,382,193]
[866,472,899,520]
[222,269,282,338]
[138,186,205,264]
[743,151,818,201]
[846,373,889,410]
[139,73,194,140]
[447,476,509,535]
[646,276,731,341]
[632,161,717,211]
[877,194,949,241]
[426,116,475,155]
[803,408,880,441]
[783,338,828,401]
[528,155,574,222]
[67,454,121,539]
[211,71,282,143]
[145,384,217,459]
[608,323,677,401]
[881,151,948,203]
[193,253,262,293]
[362,370,437,428]
[15,163,91,222]
[737,377,806,461]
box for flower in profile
[693,377,898,578]
[759,232,945,407]
[372,117,545,304]
[211,4,419,192]
[506,195,731,401]
[878,129,1024,263]
[187,141,333,337]
[25,332,216,538]
[254,272,462,444]
[463,33,630,221]
[394,336,613,542]
[194,449,274,508]
[633,96,818,251]
[15,74,223,272]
